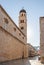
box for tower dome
[20,9,26,13]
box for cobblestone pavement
[0,56,44,65]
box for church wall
[0,5,29,62]
[0,6,26,44]
[0,27,25,62]
[24,44,29,58]
[27,44,37,57]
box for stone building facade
[40,17,44,63]
[27,43,37,57]
[0,5,29,62]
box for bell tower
[19,9,27,37]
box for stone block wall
[0,27,25,62]
[0,5,29,62]
[40,17,44,63]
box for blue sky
[0,0,44,46]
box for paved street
[0,56,44,65]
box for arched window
[20,20,24,23]
[4,18,8,24]
[14,28,16,31]
[21,27,24,30]
[22,37,24,39]
[19,33,21,36]
[21,14,23,16]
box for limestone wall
[0,5,29,62]
[40,17,44,56]
[23,44,29,58]
[27,44,37,57]
[0,27,25,62]
[0,5,26,44]
[40,17,44,63]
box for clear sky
[0,0,44,46]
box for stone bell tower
[19,9,27,37]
